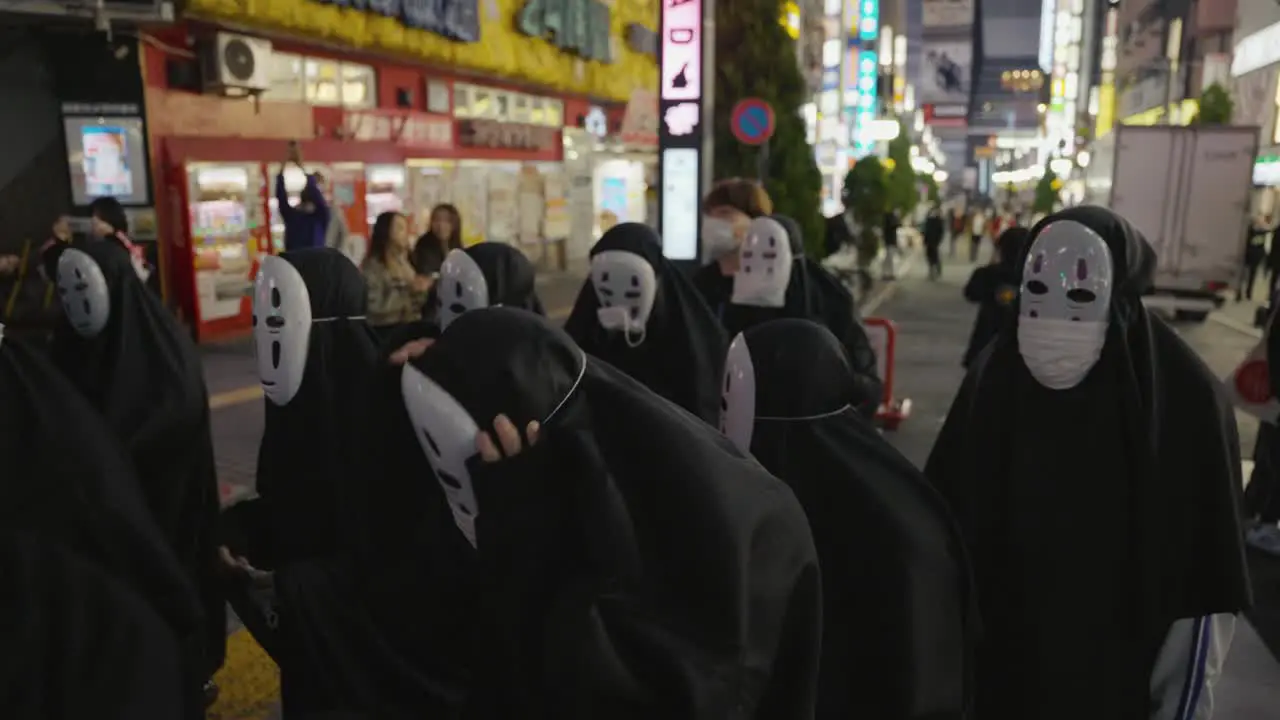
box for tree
[885,120,919,217]
[713,0,824,257]
[1193,83,1234,125]
[1033,166,1059,215]
[842,157,888,267]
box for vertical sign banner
[658,0,704,261]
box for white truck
[1084,125,1259,322]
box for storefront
[140,0,657,341]
[1232,18,1280,217]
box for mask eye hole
[252,314,258,327]
[271,287,281,308]
[1032,254,1044,273]
[1076,258,1088,281]
[601,272,610,283]
[630,275,639,287]
[768,236,775,247]
[455,281,463,298]
[421,427,441,457]
[74,268,83,280]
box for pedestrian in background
[362,211,431,332]
[923,205,945,280]
[411,203,463,276]
[881,210,901,280]
[968,206,986,263]
[275,143,330,251]
[1240,214,1270,303]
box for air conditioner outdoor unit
[202,32,271,95]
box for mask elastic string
[755,404,852,422]
[312,315,367,323]
[542,350,587,425]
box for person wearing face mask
[218,248,380,661]
[771,214,883,418]
[378,241,549,357]
[961,226,1029,368]
[720,319,976,719]
[564,223,726,424]
[46,239,225,705]
[273,306,821,718]
[1,328,209,717]
[691,178,772,313]
[925,206,1251,720]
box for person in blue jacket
[276,143,330,251]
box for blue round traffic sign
[731,98,776,146]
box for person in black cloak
[218,248,380,657]
[925,206,1252,720]
[46,240,226,689]
[0,326,209,717]
[961,225,1029,368]
[771,214,883,417]
[719,317,975,720]
[564,223,727,424]
[384,241,548,352]
[0,529,186,719]
[275,307,823,718]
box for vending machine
[176,162,269,341]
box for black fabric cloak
[223,248,380,570]
[772,214,883,417]
[0,331,207,717]
[735,318,975,719]
[564,223,727,424]
[47,239,225,678]
[961,226,1029,368]
[925,206,1252,719]
[0,529,185,719]
[278,307,822,719]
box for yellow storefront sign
[187,0,658,102]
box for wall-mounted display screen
[65,115,150,206]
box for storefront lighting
[865,118,900,141]
[933,170,948,183]
[1049,157,1073,176]
[1076,150,1091,168]
[780,1,801,40]
[1233,21,1280,76]
[859,0,878,41]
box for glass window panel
[305,59,341,106]
[340,63,376,108]
[454,84,472,117]
[263,53,304,102]
[472,90,493,118]
[511,94,531,122]
[545,99,563,127]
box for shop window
[544,99,564,127]
[263,52,305,102]
[304,58,376,108]
[472,89,495,118]
[454,84,473,117]
[341,64,376,108]
[305,59,341,105]
[511,94,531,123]
[427,79,451,114]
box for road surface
[203,254,1280,719]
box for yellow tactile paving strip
[206,629,280,720]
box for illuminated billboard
[658,0,705,261]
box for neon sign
[852,50,877,155]
[658,0,705,261]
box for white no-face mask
[731,217,793,308]
[56,248,111,338]
[253,256,312,406]
[1017,220,1114,390]
[719,332,757,452]
[591,250,658,348]
[401,364,482,548]
[438,249,490,332]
